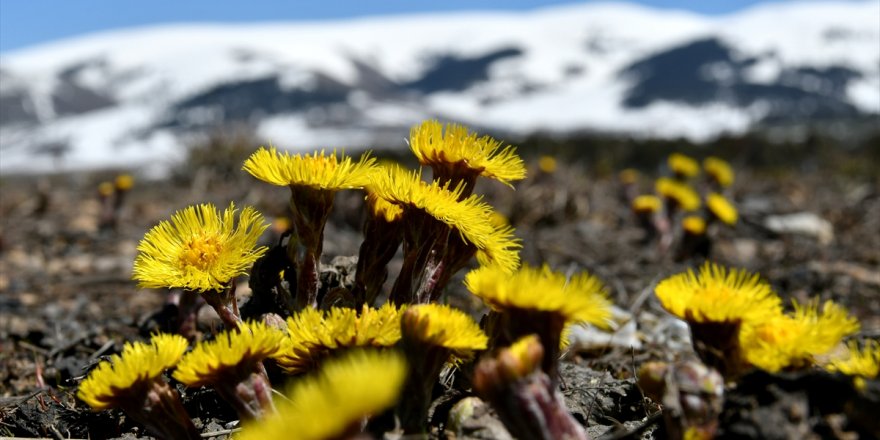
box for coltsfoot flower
[706,192,738,226]
[466,264,612,328]
[174,321,284,419]
[242,147,376,190]
[703,156,734,188]
[668,153,700,179]
[371,166,520,303]
[656,177,701,212]
[133,203,268,292]
[243,147,379,309]
[654,262,782,377]
[739,300,859,373]
[77,334,197,439]
[398,304,488,432]
[466,264,611,380]
[825,340,880,389]
[239,349,407,440]
[273,304,402,374]
[409,120,526,192]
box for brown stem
[201,286,242,330]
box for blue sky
[0,0,806,53]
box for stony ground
[1,147,878,439]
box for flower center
[179,234,223,271]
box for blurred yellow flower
[173,321,285,386]
[465,264,612,328]
[654,262,781,324]
[668,153,700,178]
[274,304,402,374]
[825,340,879,389]
[401,304,488,361]
[133,203,268,292]
[632,194,663,213]
[409,120,526,186]
[115,174,135,191]
[703,156,734,187]
[243,147,376,190]
[740,300,859,372]
[682,215,707,235]
[78,334,188,410]
[238,350,406,440]
[655,177,701,211]
[706,192,738,225]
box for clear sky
[0,0,809,53]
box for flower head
[619,168,640,185]
[401,304,488,361]
[703,157,734,188]
[78,334,188,410]
[370,166,515,267]
[115,174,135,191]
[133,203,268,292]
[739,300,859,373]
[632,195,663,214]
[409,120,526,186]
[273,304,402,374]
[173,321,285,386]
[655,177,701,211]
[825,340,879,389]
[243,147,377,190]
[706,193,737,226]
[668,153,700,179]
[654,263,781,324]
[465,264,612,328]
[682,215,707,235]
[239,350,406,440]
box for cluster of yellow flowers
[655,262,873,383]
[77,120,622,439]
[622,153,739,262]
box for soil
[1,148,878,439]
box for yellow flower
[826,340,879,389]
[505,334,544,378]
[401,304,488,360]
[682,215,706,235]
[739,300,860,373]
[465,264,612,328]
[115,174,135,191]
[655,177,700,211]
[409,120,526,186]
[475,223,522,273]
[632,195,663,213]
[654,262,781,324]
[133,203,268,292]
[78,334,188,410]
[242,147,377,190]
[173,321,285,386]
[619,168,640,185]
[238,350,406,440]
[97,181,114,197]
[538,155,557,174]
[706,192,738,225]
[365,190,404,223]
[668,153,700,178]
[370,166,515,267]
[703,156,734,187]
[273,304,402,374]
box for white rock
[764,212,834,245]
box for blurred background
[1,0,878,177]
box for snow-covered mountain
[1,1,878,174]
